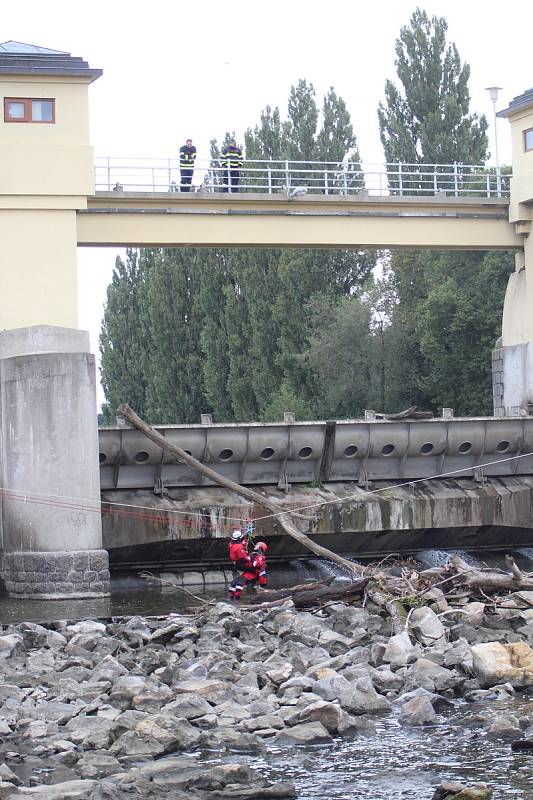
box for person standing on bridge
[179,138,197,191]
[221,140,243,192]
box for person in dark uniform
[179,138,197,191]
[221,140,243,192]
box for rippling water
[209,698,533,799]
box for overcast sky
[3,0,531,406]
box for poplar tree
[99,249,152,422]
[144,249,205,423]
[375,8,510,415]
[378,8,488,167]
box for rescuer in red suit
[228,531,268,600]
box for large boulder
[0,634,24,659]
[76,751,122,779]
[274,721,331,744]
[410,607,446,648]
[382,632,417,667]
[344,676,390,715]
[431,782,492,799]
[7,779,97,798]
[173,678,230,704]
[404,658,461,693]
[110,714,201,757]
[472,642,533,688]
[162,693,213,719]
[291,700,351,734]
[399,695,437,725]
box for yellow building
[0,40,101,330]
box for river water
[1,549,533,798]
[213,695,533,799]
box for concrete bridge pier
[493,88,533,416]
[0,326,110,598]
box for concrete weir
[0,326,110,598]
[103,476,533,573]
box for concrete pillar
[0,326,109,598]
[492,88,533,415]
[493,232,533,415]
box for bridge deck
[79,193,521,250]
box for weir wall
[103,476,533,572]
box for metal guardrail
[94,157,510,199]
[99,417,533,491]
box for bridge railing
[94,157,510,199]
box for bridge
[0,42,532,597]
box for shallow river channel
[1,551,533,799]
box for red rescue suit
[228,540,251,571]
[251,552,267,587]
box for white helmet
[231,529,244,541]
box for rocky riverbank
[2,588,533,799]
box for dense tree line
[99,8,514,425]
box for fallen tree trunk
[450,554,533,592]
[117,404,364,579]
[253,579,334,601]
[118,404,405,633]
[186,579,369,613]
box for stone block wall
[2,549,110,599]
[492,345,505,415]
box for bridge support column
[0,326,109,598]
[493,238,533,416]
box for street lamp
[485,85,503,196]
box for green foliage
[375,7,507,416]
[378,7,488,168]
[99,249,152,420]
[261,379,315,423]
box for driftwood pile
[118,405,533,632]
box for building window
[3,98,55,123]
[525,128,533,152]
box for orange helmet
[253,541,267,554]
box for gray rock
[131,683,174,712]
[110,713,201,757]
[404,657,461,693]
[410,607,446,648]
[67,621,107,636]
[203,727,265,752]
[344,675,390,715]
[90,655,128,682]
[10,779,97,798]
[76,751,123,779]
[382,632,417,667]
[64,716,116,748]
[173,678,231,703]
[163,693,213,719]
[399,695,437,725]
[15,623,67,650]
[0,634,24,659]
[109,675,152,709]
[288,699,349,733]
[274,720,331,744]
[431,782,493,800]
[0,765,20,786]
[488,715,521,736]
